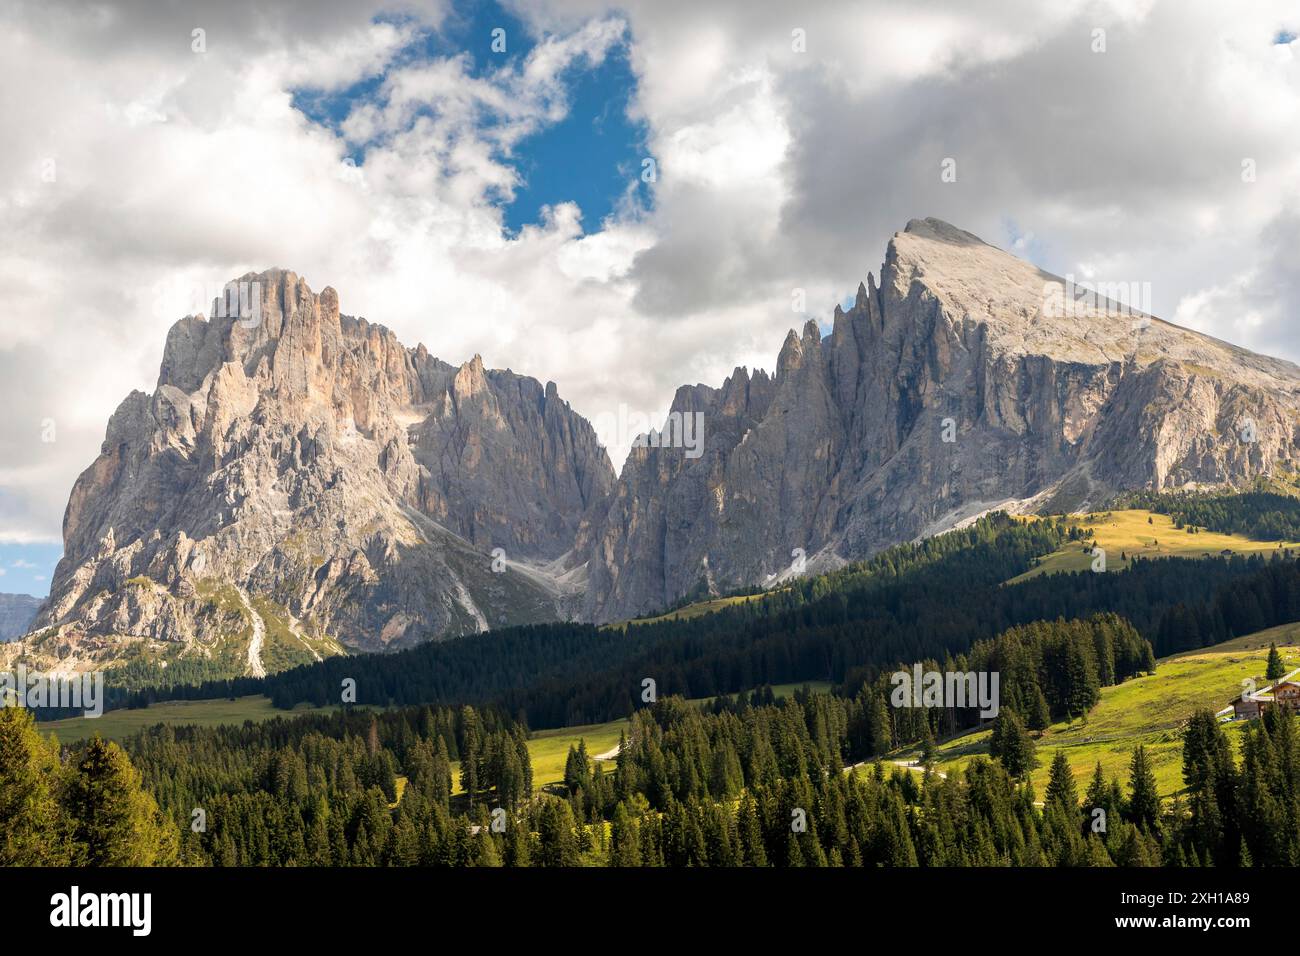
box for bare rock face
[578,219,1300,621]
[30,270,614,666]
[0,594,40,642]
[20,219,1300,662]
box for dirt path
[891,759,947,779]
[840,758,947,780]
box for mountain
[0,593,41,642]
[576,219,1300,621]
[22,269,613,671]
[16,219,1300,668]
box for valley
[12,221,1300,874]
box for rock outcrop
[28,269,614,665]
[576,219,1300,621]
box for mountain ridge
[575,217,1300,620]
[0,593,41,642]
[10,219,1300,668]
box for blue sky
[291,0,649,235]
[0,542,61,597]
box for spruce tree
[610,802,641,866]
[536,798,578,867]
[989,710,1037,778]
[1045,749,1079,815]
[1027,688,1052,734]
[0,707,69,865]
[63,736,179,866]
[1126,745,1161,833]
[1267,642,1287,683]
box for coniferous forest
[10,681,1300,868]
[110,515,1300,725]
[7,511,1300,870]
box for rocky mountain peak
[26,269,616,665]
[577,220,1300,622]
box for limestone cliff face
[578,219,1300,621]
[30,269,614,664]
[21,220,1300,661]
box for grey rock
[28,269,614,665]
[0,594,41,642]
[577,218,1300,621]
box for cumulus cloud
[2,0,1300,548]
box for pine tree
[63,736,179,866]
[1126,745,1161,833]
[1045,750,1079,815]
[1027,687,1052,734]
[536,798,578,867]
[471,827,502,867]
[504,810,532,867]
[737,794,768,866]
[563,740,590,794]
[989,710,1037,778]
[610,802,641,866]
[1084,761,1107,814]
[1267,642,1287,683]
[0,707,69,865]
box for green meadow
[910,623,1300,798]
[1010,508,1299,582]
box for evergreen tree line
[12,644,1300,867]
[1125,489,1300,541]
[257,547,1275,729]
[1154,557,1300,655]
[119,704,532,865]
[469,693,1300,868]
[840,613,1155,755]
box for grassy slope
[1009,509,1300,582]
[449,683,832,794]
[38,694,338,743]
[917,623,1300,798]
[249,595,345,672]
[610,591,773,630]
[448,719,629,796]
